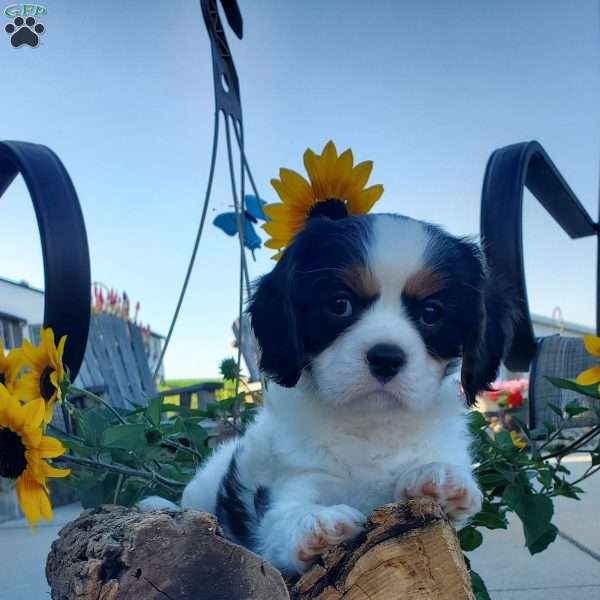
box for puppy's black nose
[366,344,406,383]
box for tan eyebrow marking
[404,268,444,298]
[341,265,380,298]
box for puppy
[145,211,512,575]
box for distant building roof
[0,275,44,295]
[531,313,594,335]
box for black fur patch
[248,215,373,387]
[216,455,254,549]
[402,228,485,362]
[254,485,270,518]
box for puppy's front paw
[294,505,366,570]
[395,462,482,522]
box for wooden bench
[72,313,222,411]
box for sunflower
[0,339,24,393]
[0,389,70,525]
[262,141,384,259]
[575,335,600,389]
[15,328,67,425]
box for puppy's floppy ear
[461,276,515,406]
[247,250,304,387]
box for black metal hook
[480,140,597,372]
[0,141,91,380]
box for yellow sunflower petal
[13,377,41,404]
[21,338,44,370]
[351,160,374,190]
[264,238,288,250]
[575,366,600,386]
[50,370,63,399]
[277,169,314,205]
[303,149,326,200]
[349,184,384,214]
[23,426,43,449]
[21,397,45,432]
[262,202,306,225]
[583,335,600,358]
[39,490,53,521]
[36,436,66,459]
[42,462,71,479]
[271,170,314,208]
[16,469,44,525]
[262,220,301,240]
[56,334,67,362]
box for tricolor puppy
[163,204,513,575]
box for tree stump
[46,500,473,600]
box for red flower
[506,389,523,408]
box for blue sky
[2,1,599,378]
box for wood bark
[291,499,474,600]
[46,500,473,600]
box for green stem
[54,454,185,494]
[69,385,128,424]
[112,474,124,504]
[161,439,204,461]
[541,426,600,461]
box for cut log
[291,499,474,600]
[46,505,289,600]
[46,500,473,600]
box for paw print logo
[5,16,45,47]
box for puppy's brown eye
[421,300,444,325]
[327,296,353,318]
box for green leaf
[219,357,240,381]
[78,473,118,508]
[546,402,564,418]
[503,487,555,551]
[60,439,97,458]
[183,422,208,450]
[145,396,162,426]
[494,430,516,450]
[470,570,491,600]
[468,411,488,432]
[77,407,113,447]
[145,427,163,445]
[458,526,483,551]
[542,420,557,435]
[102,423,147,450]
[564,401,589,418]
[537,469,553,488]
[471,503,507,530]
[528,523,558,555]
[546,377,600,401]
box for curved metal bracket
[200,0,243,121]
[481,140,597,372]
[0,141,91,380]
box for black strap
[0,141,90,380]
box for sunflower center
[0,372,5,386]
[0,427,27,479]
[308,198,348,221]
[40,366,56,401]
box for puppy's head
[249,212,512,411]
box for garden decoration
[0,141,90,381]
[213,193,269,257]
[153,0,265,388]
